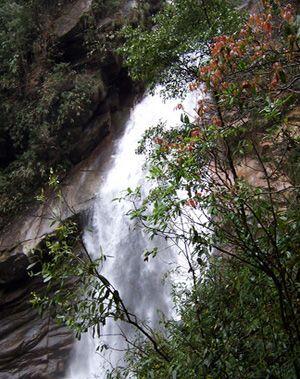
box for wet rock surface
[0,250,29,286]
[0,277,74,379]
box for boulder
[53,0,93,39]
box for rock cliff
[0,1,161,377]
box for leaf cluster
[119,0,243,96]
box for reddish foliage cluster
[185,198,198,208]
[154,136,197,155]
[281,3,294,22]
[199,3,296,94]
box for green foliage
[29,220,123,338]
[0,62,102,224]
[0,0,37,91]
[123,260,297,378]
[117,117,300,377]
[119,0,243,96]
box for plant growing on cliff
[0,62,103,225]
[0,0,127,228]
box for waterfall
[65,88,199,379]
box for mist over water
[65,89,199,379]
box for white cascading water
[65,88,199,379]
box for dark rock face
[0,277,74,379]
[0,251,29,285]
[0,136,14,168]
